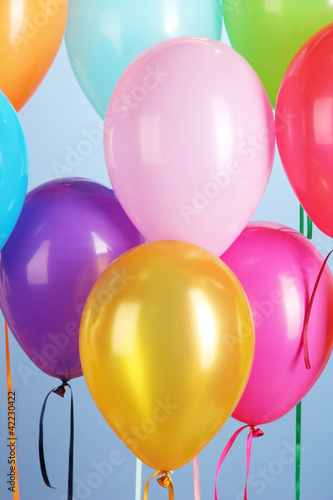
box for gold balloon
[80,241,254,471]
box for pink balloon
[104,37,275,256]
[222,221,333,425]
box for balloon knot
[53,382,67,398]
[250,426,264,438]
[157,472,173,489]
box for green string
[300,205,304,235]
[307,216,313,239]
[296,401,301,500]
[296,202,303,500]
[300,205,313,239]
[296,207,313,500]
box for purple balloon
[0,178,142,381]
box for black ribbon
[39,381,74,500]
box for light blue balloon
[0,92,29,251]
[65,0,223,118]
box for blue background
[1,23,333,500]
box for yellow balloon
[80,241,254,471]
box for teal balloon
[65,0,223,118]
[0,92,28,251]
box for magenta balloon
[0,179,142,381]
[104,36,275,256]
[221,221,333,425]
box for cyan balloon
[65,0,223,118]
[0,92,28,251]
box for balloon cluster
[1,0,333,497]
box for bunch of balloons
[1,0,333,498]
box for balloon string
[299,205,304,235]
[296,401,302,500]
[5,321,20,500]
[297,205,306,500]
[302,249,333,369]
[193,455,201,500]
[306,216,313,239]
[39,381,74,500]
[215,425,264,500]
[296,207,313,499]
[135,458,142,500]
[299,206,313,239]
[143,470,174,500]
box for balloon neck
[157,472,173,489]
[53,381,68,398]
[144,470,174,499]
[250,426,264,438]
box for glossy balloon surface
[0,0,68,110]
[80,240,254,470]
[223,0,333,107]
[66,0,223,117]
[0,179,142,380]
[276,25,333,237]
[0,92,28,251]
[104,37,274,256]
[222,222,333,424]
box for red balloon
[276,24,333,236]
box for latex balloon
[276,25,333,237]
[65,0,223,118]
[0,92,28,251]
[104,37,274,256]
[0,0,68,111]
[223,0,333,107]
[0,179,142,381]
[80,240,254,471]
[222,222,333,425]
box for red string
[244,428,264,499]
[193,455,201,500]
[302,250,333,369]
[215,425,264,500]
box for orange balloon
[0,0,68,111]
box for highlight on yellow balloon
[80,240,255,473]
[0,0,68,111]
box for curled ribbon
[39,381,74,500]
[215,425,264,500]
[302,249,333,369]
[143,470,174,500]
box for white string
[135,458,142,500]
